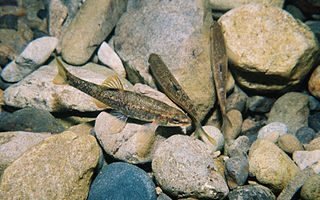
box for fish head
[162,110,192,127]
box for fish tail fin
[53,55,69,85]
[221,114,232,136]
[195,123,217,147]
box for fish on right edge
[148,53,217,147]
[209,21,231,133]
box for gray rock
[61,0,127,65]
[293,150,320,173]
[228,184,276,200]
[248,95,276,113]
[2,60,131,112]
[248,139,301,192]
[87,162,157,200]
[278,134,304,154]
[295,126,318,144]
[267,92,310,134]
[152,135,229,199]
[1,36,58,82]
[114,0,215,120]
[0,131,51,178]
[227,136,250,157]
[209,0,284,11]
[301,174,320,200]
[227,86,248,113]
[309,112,320,132]
[225,154,249,188]
[0,131,100,199]
[0,107,65,134]
[219,4,320,93]
[258,122,288,139]
[277,167,315,200]
[306,20,320,41]
[202,125,225,152]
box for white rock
[258,122,288,139]
[2,59,131,112]
[202,125,225,151]
[293,150,320,174]
[98,41,126,77]
[1,36,58,82]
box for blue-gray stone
[225,154,249,188]
[228,184,276,200]
[88,162,157,200]
[308,112,320,132]
[294,126,319,144]
[248,95,276,113]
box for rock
[209,0,284,11]
[67,122,93,136]
[306,21,320,41]
[225,154,249,188]
[295,126,318,144]
[285,4,306,21]
[201,125,225,151]
[227,136,250,157]
[2,59,131,112]
[308,65,320,101]
[157,193,172,200]
[247,95,276,113]
[293,150,320,173]
[227,86,248,113]
[228,184,276,200]
[17,18,34,42]
[0,131,100,199]
[248,139,301,192]
[152,135,229,199]
[97,41,126,77]
[309,112,320,132]
[278,134,304,154]
[277,167,315,200]
[87,162,157,200]
[301,174,320,200]
[0,14,18,29]
[257,122,288,139]
[61,0,127,65]
[309,94,320,111]
[267,92,310,134]
[0,131,51,178]
[1,36,58,82]
[0,29,27,61]
[114,0,216,120]
[0,107,65,134]
[305,137,320,151]
[48,0,68,38]
[224,109,243,141]
[219,4,320,93]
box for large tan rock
[219,4,320,94]
[0,131,100,200]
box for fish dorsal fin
[102,75,124,90]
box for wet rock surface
[0,1,319,199]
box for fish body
[148,53,216,146]
[53,56,191,127]
[209,21,231,131]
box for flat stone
[114,0,216,120]
[2,59,131,112]
[0,131,51,178]
[219,4,320,93]
[152,135,229,199]
[258,122,288,139]
[61,0,127,65]
[1,36,58,82]
[305,137,320,151]
[228,184,276,200]
[293,150,320,173]
[97,41,126,77]
[301,174,320,200]
[278,134,304,154]
[248,139,301,192]
[87,162,157,200]
[48,0,68,38]
[0,107,65,134]
[0,131,100,199]
[209,0,284,11]
[267,92,310,134]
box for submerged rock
[219,4,320,93]
[228,184,276,200]
[0,131,100,199]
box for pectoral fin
[93,98,111,109]
[102,75,124,90]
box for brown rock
[278,134,304,154]
[308,65,320,100]
[305,136,320,151]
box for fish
[209,21,231,133]
[52,55,191,128]
[148,53,217,146]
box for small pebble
[87,162,157,200]
[301,174,320,200]
[257,122,288,139]
[227,135,250,157]
[225,154,249,188]
[265,131,280,143]
[305,136,320,151]
[202,125,224,151]
[293,150,320,173]
[227,86,248,113]
[295,126,318,144]
[224,109,243,141]
[278,134,304,154]
[228,184,276,200]
[247,95,276,113]
[308,112,320,132]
